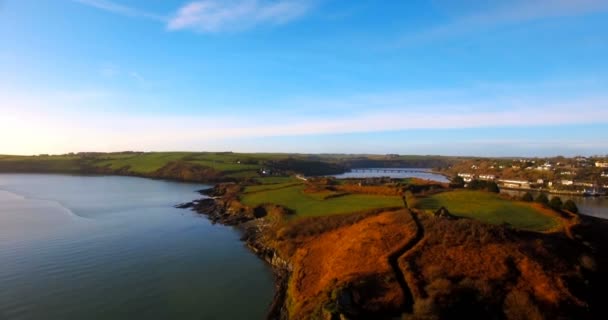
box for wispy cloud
[73,0,315,33]
[401,0,608,44]
[97,63,145,85]
[167,0,314,33]
[128,71,145,85]
[0,84,608,154]
[73,0,166,21]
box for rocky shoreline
[176,183,608,320]
[179,184,292,320]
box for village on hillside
[445,156,608,196]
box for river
[0,174,273,320]
[333,168,449,183]
[332,169,607,219]
[501,189,608,219]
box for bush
[466,180,499,193]
[486,182,500,193]
[535,193,549,205]
[562,199,578,213]
[467,180,484,190]
[549,197,563,211]
[405,191,418,209]
[521,192,534,202]
[451,176,465,188]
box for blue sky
[1,0,607,156]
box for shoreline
[500,186,608,198]
[186,185,291,319]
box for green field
[240,183,403,217]
[417,190,558,231]
[96,153,190,173]
[0,152,275,176]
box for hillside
[0,152,456,182]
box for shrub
[563,200,578,213]
[521,192,534,202]
[549,197,563,211]
[535,193,549,205]
[451,176,465,188]
[405,191,418,209]
[486,182,500,193]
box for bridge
[349,168,431,174]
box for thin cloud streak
[3,91,607,155]
[73,0,166,21]
[401,0,608,45]
[167,0,314,32]
[73,0,315,33]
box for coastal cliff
[183,183,605,320]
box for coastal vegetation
[1,152,606,319]
[0,152,345,181]
[240,182,403,217]
[416,190,559,231]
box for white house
[458,173,475,182]
[602,172,608,178]
[596,162,608,168]
[561,180,574,186]
[498,179,531,189]
[479,174,496,181]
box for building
[561,180,574,186]
[602,172,608,178]
[458,173,475,182]
[479,174,496,181]
[498,179,531,189]
[596,162,608,168]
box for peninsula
[1,152,607,319]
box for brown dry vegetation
[206,180,601,320]
[255,208,595,319]
[335,184,402,196]
[280,210,417,319]
[401,215,589,320]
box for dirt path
[387,200,425,313]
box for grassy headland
[241,182,403,217]
[1,152,603,319]
[416,190,559,231]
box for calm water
[501,189,608,219]
[333,168,449,183]
[0,174,273,320]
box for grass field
[417,190,558,231]
[96,153,190,173]
[240,183,403,217]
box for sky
[1,0,608,156]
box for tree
[535,193,549,205]
[467,180,483,190]
[451,176,465,188]
[486,182,500,193]
[549,197,563,211]
[521,192,534,202]
[563,200,579,213]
